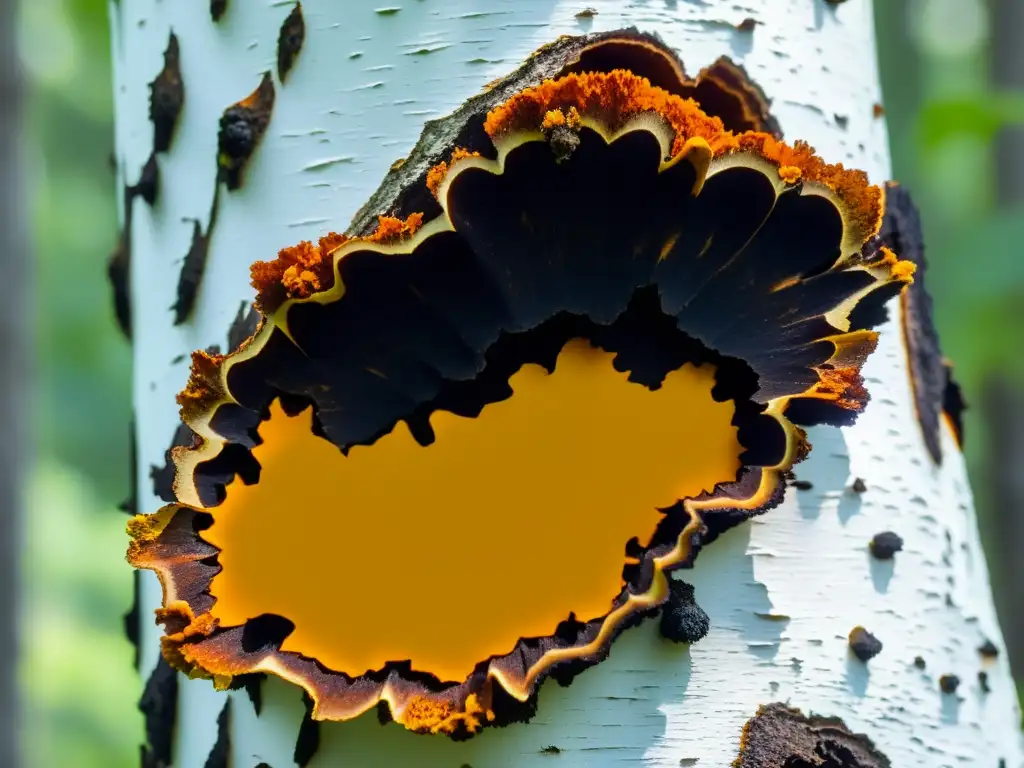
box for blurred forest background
[13,0,1024,765]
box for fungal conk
[127,31,913,737]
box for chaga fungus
[219,73,275,190]
[276,3,305,83]
[660,579,710,644]
[879,182,964,462]
[127,31,913,737]
[734,703,891,768]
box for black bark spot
[211,0,227,21]
[979,670,991,694]
[851,477,867,493]
[151,423,194,502]
[979,638,1000,658]
[868,531,903,560]
[913,655,926,670]
[848,627,882,662]
[791,479,813,491]
[277,4,305,83]
[939,673,960,694]
[227,301,260,350]
[660,579,710,644]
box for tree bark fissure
[112,1,1024,765]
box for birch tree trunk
[113,1,1024,765]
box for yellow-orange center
[205,340,743,681]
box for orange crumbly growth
[403,694,493,735]
[778,165,802,184]
[426,147,482,198]
[806,366,869,412]
[484,71,884,241]
[541,106,581,131]
[176,349,226,419]
[249,214,425,313]
[484,70,726,157]
[876,245,917,282]
[366,212,424,243]
[717,132,883,242]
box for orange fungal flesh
[204,340,743,682]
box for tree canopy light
[127,31,914,737]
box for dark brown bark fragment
[219,73,275,190]
[734,703,891,768]
[294,692,320,768]
[877,182,950,465]
[150,33,184,153]
[203,700,231,768]
[140,658,178,768]
[277,4,305,82]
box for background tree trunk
[987,0,1024,687]
[114,0,1024,764]
[1,0,26,764]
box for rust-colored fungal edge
[128,41,912,738]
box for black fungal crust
[659,578,710,644]
[219,73,276,190]
[294,692,320,768]
[276,3,305,83]
[203,700,231,768]
[149,33,184,154]
[140,658,178,768]
[348,28,780,236]
[734,703,891,768]
[211,0,227,21]
[879,182,963,463]
[130,30,911,738]
[868,531,903,560]
[848,627,882,662]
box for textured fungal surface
[734,703,890,768]
[127,32,912,737]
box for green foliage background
[17,0,1023,765]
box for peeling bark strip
[140,658,178,768]
[276,4,305,83]
[127,28,914,738]
[203,700,231,768]
[149,33,184,154]
[878,182,964,463]
[219,73,275,190]
[734,703,890,767]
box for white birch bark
[113,0,1024,765]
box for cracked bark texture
[112,0,1024,765]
